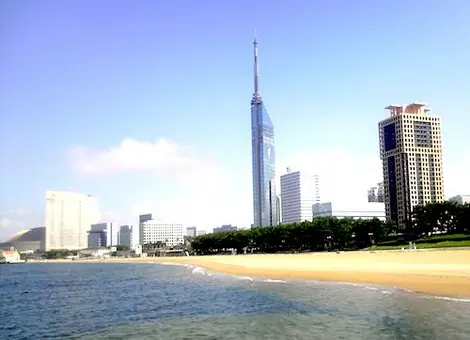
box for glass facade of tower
[251,99,277,228]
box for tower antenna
[253,35,261,100]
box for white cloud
[67,138,201,176]
[67,138,252,231]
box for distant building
[197,230,206,236]
[276,195,281,225]
[87,223,110,248]
[367,182,385,203]
[45,191,101,250]
[0,227,45,253]
[139,215,184,247]
[313,202,386,221]
[118,225,132,248]
[139,214,153,223]
[379,103,444,226]
[133,214,154,248]
[0,248,21,263]
[448,195,470,205]
[186,226,197,237]
[213,224,237,233]
[280,170,320,224]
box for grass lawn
[370,233,470,250]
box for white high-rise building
[139,214,184,247]
[280,169,320,224]
[45,191,100,251]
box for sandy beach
[44,249,470,298]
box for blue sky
[1,0,469,240]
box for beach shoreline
[39,249,470,298]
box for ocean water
[1,263,470,339]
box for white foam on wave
[262,279,287,283]
[236,276,254,282]
[428,296,470,303]
[191,266,206,276]
[331,281,363,287]
[381,290,392,295]
[365,286,379,291]
[396,287,470,302]
[157,262,187,267]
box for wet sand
[44,249,470,298]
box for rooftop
[385,102,432,117]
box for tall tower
[379,103,444,227]
[251,38,277,228]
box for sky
[1,0,470,241]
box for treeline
[190,201,470,255]
[43,249,77,259]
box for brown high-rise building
[378,103,444,226]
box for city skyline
[1,1,470,239]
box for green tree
[189,201,468,255]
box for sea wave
[427,296,470,303]
[191,266,206,275]
[262,279,287,283]
[236,276,254,282]
[157,262,188,267]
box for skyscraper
[87,222,109,248]
[280,170,320,224]
[118,225,132,248]
[379,103,444,226]
[251,38,277,228]
[45,191,101,250]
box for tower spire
[253,36,261,101]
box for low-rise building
[139,215,184,247]
[313,202,386,221]
[79,248,112,258]
[0,248,21,263]
[213,224,237,233]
